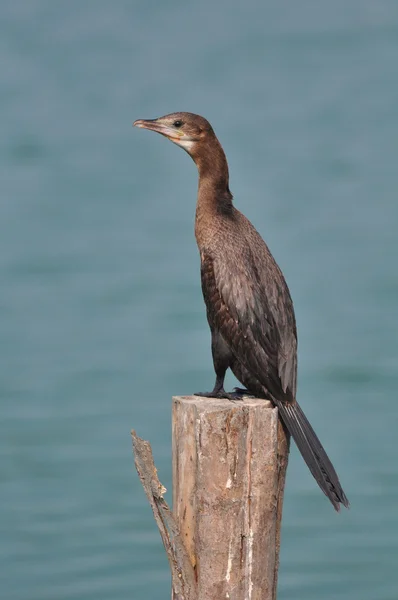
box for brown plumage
[134,112,349,511]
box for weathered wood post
[172,396,289,600]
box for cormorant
[134,112,349,511]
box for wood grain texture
[172,396,289,600]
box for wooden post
[172,396,289,600]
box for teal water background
[1,1,398,598]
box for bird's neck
[194,136,233,235]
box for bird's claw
[194,390,228,399]
[194,387,254,402]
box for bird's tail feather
[274,399,349,511]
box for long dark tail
[274,398,349,511]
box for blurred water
[1,1,398,599]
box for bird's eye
[173,120,183,128]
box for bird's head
[133,112,214,156]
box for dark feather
[200,209,348,510]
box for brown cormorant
[134,112,349,511]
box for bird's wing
[201,248,297,401]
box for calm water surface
[1,1,398,599]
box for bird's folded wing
[201,250,297,401]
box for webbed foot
[194,388,230,399]
[194,387,254,402]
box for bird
[134,112,349,511]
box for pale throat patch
[173,138,195,152]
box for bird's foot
[229,387,256,401]
[232,387,253,396]
[194,389,229,399]
[194,387,254,402]
[234,388,256,398]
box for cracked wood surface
[172,396,290,600]
[131,431,196,600]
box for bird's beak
[133,118,184,142]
